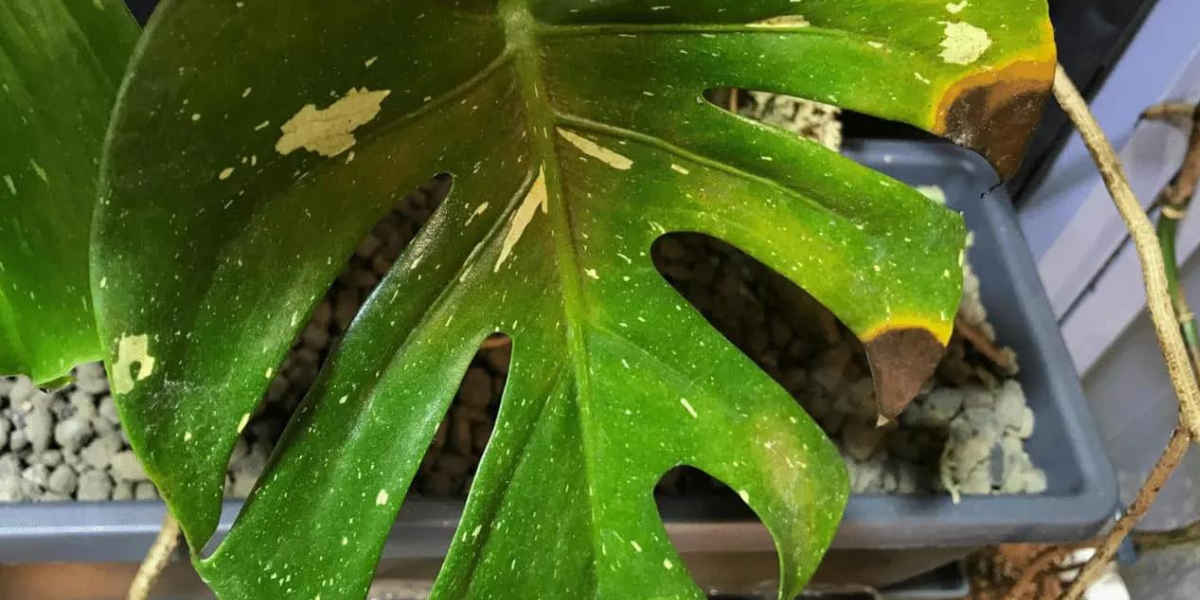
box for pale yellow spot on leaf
[680,398,698,418]
[275,88,391,158]
[113,334,156,395]
[557,128,633,170]
[940,22,992,65]
[748,14,810,28]
[495,168,547,271]
[465,202,490,226]
[376,489,389,506]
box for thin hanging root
[1135,518,1200,551]
[1062,426,1190,600]
[954,315,1015,373]
[1000,543,1086,600]
[127,511,181,600]
[1140,102,1199,124]
[1053,66,1200,599]
[1050,65,1200,444]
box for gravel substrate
[0,95,1044,502]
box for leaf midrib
[500,0,605,586]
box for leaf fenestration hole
[703,87,844,153]
[651,233,951,495]
[704,87,947,166]
[415,333,511,499]
[653,465,778,594]
[204,175,453,555]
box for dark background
[120,0,1159,200]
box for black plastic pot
[0,141,1116,592]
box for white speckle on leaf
[275,87,391,157]
[184,431,193,442]
[495,167,548,271]
[376,489,389,506]
[630,541,643,553]
[939,22,992,65]
[946,1,968,13]
[237,413,250,433]
[113,334,156,394]
[585,268,600,280]
[671,164,690,175]
[738,489,750,503]
[3,175,16,196]
[364,56,379,68]
[29,160,48,182]
[557,128,633,170]
[663,558,674,570]
[218,167,235,180]
[680,398,698,419]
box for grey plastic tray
[0,141,1116,588]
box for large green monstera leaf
[0,0,138,383]
[95,1,1054,598]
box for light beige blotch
[557,128,633,170]
[275,88,391,158]
[748,14,810,28]
[376,489,389,506]
[113,334,156,394]
[495,167,548,271]
[939,22,992,65]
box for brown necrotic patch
[863,328,944,421]
[933,57,1056,180]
